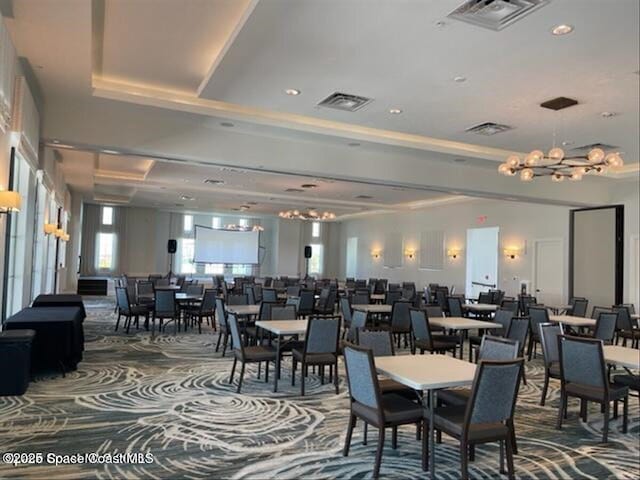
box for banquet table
[32,294,87,319]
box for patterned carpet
[0,298,638,479]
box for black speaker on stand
[304,245,312,279]
[167,239,177,279]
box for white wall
[338,198,573,298]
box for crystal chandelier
[498,147,624,182]
[279,209,336,220]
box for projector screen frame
[193,224,261,265]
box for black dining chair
[345,309,368,343]
[538,322,563,406]
[184,288,217,333]
[527,307,550,360]
[557,335,629,442]
[115,287,149,334]
[215,298,231,355]
[571,298,589,318]
[410,308,457,356]
[291,316,341,395]
[153,289,178,334]
[388,300,412,348]
[342,344,427,479]
[433,358,524,480]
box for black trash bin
[0,329,36,395]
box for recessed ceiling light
[300,183,317,189]
[389,108,402,114]
[220,122,234,127]
[601,111,617,118]
[52,139,60,144]
[246,201,258,205]
[561,140,574,146]
[180,195,195,201]
[355,195,373,199]
[347,142,361,147]
[204,179,225,185]
[453,76,467,83]
[454,158,467,163]
[285,88,301,96]
[551,24,574,36]
[102,149,120,154]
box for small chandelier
[279,209,336,220]
[498,147,624,182]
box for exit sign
[477,215,487,224]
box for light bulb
[548,147,565,161]
[605,152,624,167]
[293,210,299,216]
[570,169,583,181]
[498,163,511,175]
[505,168,517,176]
[520,168,534,182]
[506,155,520,167]
[551,173,565,182]
[525,150,544,166]
[588,148,605,164]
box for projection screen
[194,226,260,264]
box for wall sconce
[371,250,382,259]
[44,223,57,235]
[54,228,65,238]
[504,247,521,260]
[404,249,416,260]
[62,233,70,242]
[0,190,21,214]
[447,248,462,259]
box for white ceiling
[5,0,639,216]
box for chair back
[447,296,464,317]
[478,292,492,304]
[186,284,204,296]
[340,297,353,326]
[352,292,371,305]
[492,290,505,305]
[558,335,606,390]
[215,298,228,328]
[227,313,245,356]
[478,336,519,361]
[305,316,341,354]
[271,304,297,320]
[156,278,170,287]
[200,289,217,312]
[410,308,433,346]
[154,290,176,316]
[435,289,448,310]
[493,309,514,335]
[571,298,589,317]
[298,290,315,313]
[244,286,256,305]
[343,344,381,410]
[594,312,617,343]
[539,322,563,368]
[519,295,537,316]
[500,299,519,313]
[137,281,154,297]
[347,309,368,342]
[388,283,400,292]
[126,284,137,304]
[374,279,387,294]
[390,300,411,330]
[591,305,611,320]
[262,288,277,303]
[528,306,550,335]
[286,285,301,297]
[357,330,394,356]
[384,290,402,305]
[227,294,248,305]
[465,359,524,427]
[424,305,444,319]
[115,287,131,314]
[258,302,274,320]
[612,305,634,331]
[505,317,529,355]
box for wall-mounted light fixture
[62,233,70,242]
[504,247,521,260]
[0,190,21,214]
[55,228,65,238]
[404,248,416,260]
[371,249,382,259]
[447,248,462,259]
[44,223,57,235]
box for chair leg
[391,426,398,449]
[343,414,356,457]
[222,333,229,357]
[421,417,428,471]
[301,361,306,396]
[505,431,516,480]
[265,361,269,383]
[229,357,237,384]
[460,440,469,480]
[580,399,587,422]
[237,363,245,393]
[115,314,121,331]
[527,335,534,361]
[469,444,475,461]
[602,401,610,443]
[215,331,222,352]
[373,427,385,479]
[540,371,550,406]
[623,395,629,433]
[363,423,368,445]
[291,357,297,386]
[499,440,505,474]
[334,361,339,394]
[508,418,518,455]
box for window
[183,214,193,233]
[97,233,116,270]
[308,243,324,275]
[180,238,195,273]
[312,221,320,238]
[232,264,251,275]
[102,206,113,225]
[239,218,248,228]
[205,263,224,274]
[212,217,221,229]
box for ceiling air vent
[448,0,548,31]
[355,195,373,199]
[540,96,578,111]
[285,188,305,193]
[317,92,372,112]
[571,142,618,153]
[465,122,514,136]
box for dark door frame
[569,205,624,305]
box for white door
[533,238,564,305]
[466,227,499,299]
[631,235,640,312]
[346,237,358,278]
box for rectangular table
[255,320,308,392]
[549,314,596,328]
[370,293,386,302]
[462,303,498,314]
[4,307,84,375]
[603,345,640,370]
[375,354,477,478]
[32,294,87,319]
[352,304,392,314]
[430,317,502,359]
[226,304,261,317]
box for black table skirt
[4,307,84,373]
[32,294,87,319]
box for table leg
[459,331,464,359]
[429,389,436,479]
[274,334,281,393]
